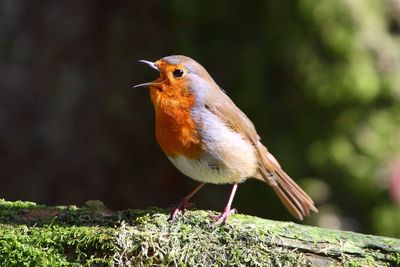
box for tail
[258,148,318,220]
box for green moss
[113,211,311,266]
[0,199,399,266]
[0,225,115,266]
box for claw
[168,183,205,221]
[168,200,193,221]
[210,208,237,227]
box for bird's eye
[173,69,184,78]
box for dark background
[1,0,400,237]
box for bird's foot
[210,208,237,227]
[168,198,193,221]
[168,183,205,221]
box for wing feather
[205,87,317,220]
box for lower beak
[133,81,163,88]
[133,59,161,88]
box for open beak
[133,81,163,88]
[138,60,158,71]
[133,60,161,88]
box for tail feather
[259,151,318,220]
[272,182,305,219]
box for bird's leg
[212,183,238,226]
[169,182,206,220]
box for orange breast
[150,87,203,159]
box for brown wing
[205,87,317,220]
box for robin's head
[134,55,215,98]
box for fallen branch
[0,199,399,266]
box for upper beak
[133,60,161,88]
[138,60,159,71]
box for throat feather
[152,91,202,158]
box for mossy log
[0,200,399,266]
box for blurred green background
[1,0,400,237]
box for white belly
[168,109,258,184]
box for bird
[134,55,317,225]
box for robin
[134,55,317,225]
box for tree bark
[0,199,399,266]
